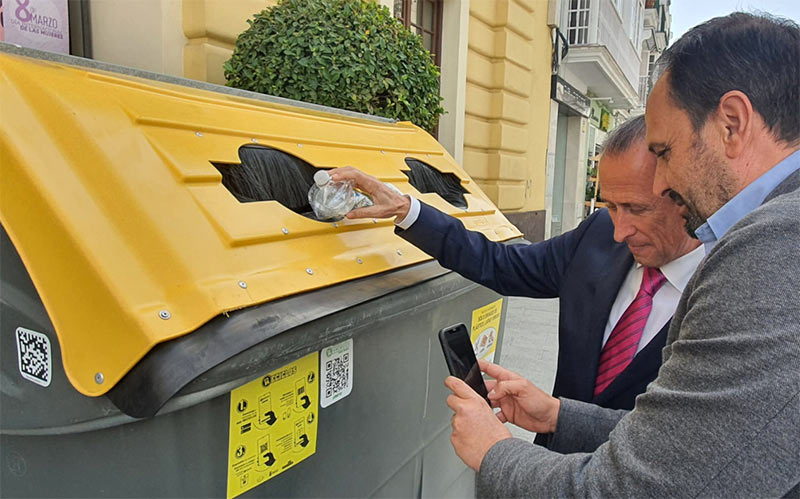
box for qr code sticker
[325,355,349,397]
[320,339,353,408]
[16,327,52,387]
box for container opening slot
[213,145,319,219]
[403,158,468,209]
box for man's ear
[715,90,754,159]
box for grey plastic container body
[1,226,508,498]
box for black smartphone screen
[439,324,490,405]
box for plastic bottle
[307,170,373,221]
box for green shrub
[223,0,444,133]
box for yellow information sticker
[471,298,503,363]
[227,352,319,499]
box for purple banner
[3,0,69,54]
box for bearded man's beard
[667,189,706,238]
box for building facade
[638,0,672,108]
[545,0,668,238]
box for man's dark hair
[655,12,800,145]
[601,114,646,156]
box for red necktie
[594,267,667,397]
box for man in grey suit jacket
[444,12,800,497]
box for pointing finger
[479,360,521,381]
[488,379,530,402]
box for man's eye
[656,147,671,159]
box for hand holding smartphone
[438,323,490,405]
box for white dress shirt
[602,245,705,353]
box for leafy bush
[223,0,444,133]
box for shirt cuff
[394,195,420,229]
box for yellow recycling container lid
[0,47,521,397]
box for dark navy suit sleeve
[396,202,604,298]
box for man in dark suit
[330,114,702,423]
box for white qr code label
[16,327,52,387]
[320,338,353,408]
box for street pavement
[498,296,560,441]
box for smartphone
[438,323,490,405]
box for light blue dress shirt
[696,149,800,252]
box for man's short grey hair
[601,114,646,156]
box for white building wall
[438,0,470,165]
[89,0,185,76]
[544,99,560,239]
[562,114,588,233]
[595,0,640,91]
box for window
[393,0,443,65]
[630,0,644,49]
[566,0,591,45]
[647,52,657,77]
[640,52,658,102]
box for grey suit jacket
[477,169,800,498]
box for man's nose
[612,213,635,243]
[652,165,670,197]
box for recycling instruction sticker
[471,299,502,363]
[227,352,318,498]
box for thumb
[445,376,479,400]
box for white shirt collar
[635,244,705,293]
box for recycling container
[0,43,522,498]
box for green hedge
[224,0,445,133]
